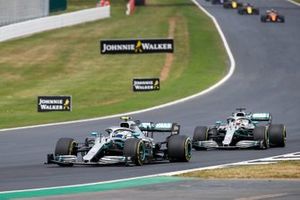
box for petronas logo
[135,40,143,53]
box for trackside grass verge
[0,0,227,128]
[179,161,300,179]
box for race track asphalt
[0,0,299,192]
[20,179,300,200]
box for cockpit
[105,128,134,139]
[227,117,250,126]
[235,118,250,126]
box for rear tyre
[55,138,77,156]
[212,0,218,5]
[124,138,145,166]
[261,15,266,22]
[238,9,244,15]
[223,3,229,8]
[168,135,192,162]
[253,126,269,149]
[268,124,286,147]
[255,9,260,15]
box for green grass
[0,0,227,129]
[180,161,300,179]
[293,0,300,3]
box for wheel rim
[137,141,145,165]
[283,126,287,146]
[69,141,77,155]
[264,128,269,148]
[185,138,192,161]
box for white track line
[0,0,235,133]
[287,0,300,6]
[1,152,298,194]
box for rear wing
[138,122,180,134]
[251,113,272,122]
[119,117,180,135]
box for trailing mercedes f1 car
[223,0,242,9]
[46,117,192,166]
[192,108,286,150]
[261,9,285,23]
[238,3,259,15]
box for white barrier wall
[0,6,110,42]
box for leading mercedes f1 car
[223,0,242,9]
[238,3,260,15]
[192,108,286,150]
[261,9,285,23]
[46,117,192,166]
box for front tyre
[193,126,208,141]
[168,135,192,162]
[261,15,267,22]
[55,138,77,156]
[269,124,286,147]
[253,126,269,149]
[238,9,244,15]
[124,138,145,166]
[193,126,208,150]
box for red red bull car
[223,0,242,9]
[261,9,285,23]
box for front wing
[46,154,129,166]
[193,140,265,150]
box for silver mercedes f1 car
[192,108,286,150]
[46,117,192,166]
